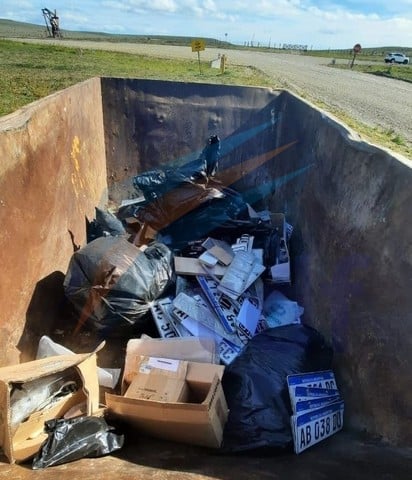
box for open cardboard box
[0,346,102,463]
[106,356,228,449]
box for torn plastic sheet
[10,369,80,432]
[36,336,121,389]
[32,416,124,469]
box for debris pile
[0,134,344,468]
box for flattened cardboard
[107,361,227,448]
[199,251,219,267]
[0,347,102,464]
[201,238,234,266]
[174,257,227,277]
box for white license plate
[287,371,337,408]
[294,386,340,399]
[150,299,180,338]
[196,275,235,333]
[294,395,341,414]
[219,339,242,365]
[291,400,344,454]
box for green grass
[306,47,412,83]
[304,47,412,62]
[301,96,411,158]
[0,38,410,159]
[350,63,411,83]
[0,39,273,116]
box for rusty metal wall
[101,78,285,205]
[0,78,108,366]
[268,91,412,446]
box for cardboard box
[0,347,102,463]
[106,359,227,448]
[124,337,220,378]
[124,357,189,403]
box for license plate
[219,339,242,366]
[197,275,235,333]
[149,299,180,338]
[291,400,344,454]
[172,306,241,365]
[287,370,337,389]
[294,386,340,399]
[287,371,337,408]
[294,395,341,414]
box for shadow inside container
[17,271,72,363]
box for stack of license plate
[287,370,344,454]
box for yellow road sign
[191,39,206,52]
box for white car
[384,53,409,64]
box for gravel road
[13,39,412,149]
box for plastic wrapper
[36,336,121,389]
[222,324,333,452]
[263,290,304,328]
[63,237,174,337]
[10,369,80,433]
[32,416,124,469]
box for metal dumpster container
[0,78,411,476]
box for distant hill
[0,18,228,47]
[0,18,46,38]
[1,18,410,55]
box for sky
[2,0,412,49]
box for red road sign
[353,43,362,53]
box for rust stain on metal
[71,135,85,199]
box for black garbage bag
[131,165,250,248]
[63,237,174,337]
[32,416,124,469]
[222,324,333,453]
[159,185,251,249]
[94,207,126,236]
[186,134,221,179]
[133,168,190,202]
[134,135,221,193]
[134,177,222,232]
[87,207,127,242]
